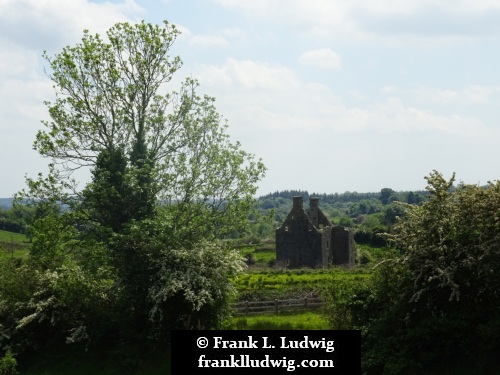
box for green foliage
[30,19,266,239]
[234,268,371,300]
[0,205,34,235]
[337,215,354,227]
[28,214,78,269]
[389,171,500,314]
[148,240,245,330]
[82,146,142,233]
[35,21,182,170]
[19,348,169,375]
[355,244,395,266]
[0,258,115,358]
[379,188,396,205]
[243,252,256,265]
[323,170,500,374]
[8,18,266,372]
[0,349,18,375]
[381,202,407,226]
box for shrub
[323,171,500,374]
[0,349,18,375]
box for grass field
[233,268,371,292]
[0,229,28,243]
[238,244,276,265]
[223,311,330,330]
[0,229,30,259]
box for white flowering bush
[148,240,245,330]
[0,260,114,354]
[389,171,500,313]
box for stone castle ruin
[276,196,355,268]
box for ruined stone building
[276,196,355,268]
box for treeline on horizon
[259,188,430,204]
[1,187,428,205]
[0,187,427,237]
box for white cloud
[196,58,300,91]
[189,34,229,48]
[413,85,500,105]
[194,58,486,140]
[382,85,500,105]
[367,98,485,136]
[214,0,500,42]
[0,46,39,79]
[1,0,498,197]
[298,48,342,70]
[0,0,142,52]
[192,55,498,196]
[186,28,245,49]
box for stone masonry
[275,196,355,268]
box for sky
[1,0,500,198]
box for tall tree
[81,146,134,233]
[29,20,265,236]
[8,20,266,356]
[324,171,500,374]
[379,188,395,205]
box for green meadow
[0,229,29,259]
[233,268,371,292]
[224,311,330,330]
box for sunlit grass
[0,229,30,259]
[233,268,371,291]
[0,229,28,243]
[223,311,330,330]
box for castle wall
[276,196,355,269]
[308,197,332,228]
[276,197,324,268]
[330,226,355,267]
[276,222,323,268]
[321,226,332,267]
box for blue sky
[1,0,500,197]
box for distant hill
[0,198,14,208]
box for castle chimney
[293,196,303,209]
[309,197,319,209]
[309,197,319,227]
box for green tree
[9,19,266,367]
[389,171,500,317]
[337,215,354,228]
[81,146,135,233]
[381,202,407,226]
[0,256,116,360]
[148,239,245,330]
[0,205,34,235]
[32,20,265,236]
[379,187,395,205]
[406,191,416,204]
[325,171,500,374]
[0,349,18,375]
[31,17,264,309]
